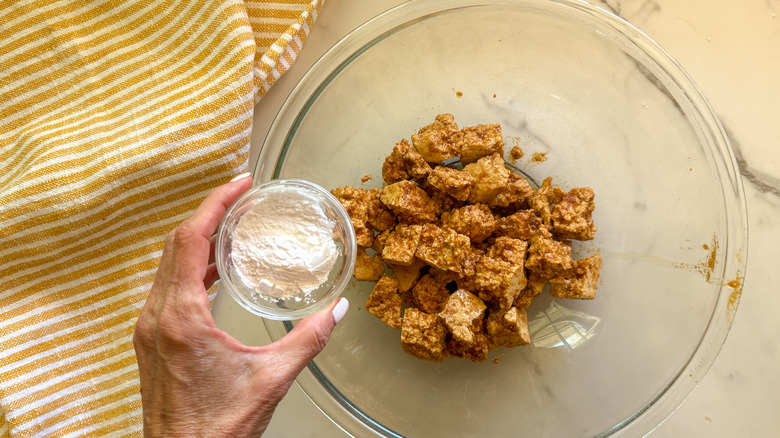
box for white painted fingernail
[230,172,251,182]
[332,298,349,325]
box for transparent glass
[216,179,356,320]
[256,0,748,436]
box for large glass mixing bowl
[255,0,748,436]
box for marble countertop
[213,0,780,436]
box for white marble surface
[216,0,780,436]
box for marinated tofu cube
[381,224,422,266]
[447,331,489,362]
[366,188,397,232]
[493,209,539,241]
[551,187,596,241]
[462,153,510,204]
[486,307,531,348]
[331,186,375,247]
[452,123,504,164]
[486,236,528,266]
[411,114,460,162]
[409,274,450,313]
[474,256,527,309]
[426,166,475,202]
[525,226,573,279]
[549,254,602,300]
[371,229,392,254]
[415,224,471,273]
[401,308,448,362]
[365,275,403,329]
[354,247,385,281]
[441,204,496,243]
[387,258,425,292]
[380,180,439,224]
[513,274,547,308]
[488,173,534,208]
[528,177,565,226]
[382,139,433,184]
[438,289,486,344]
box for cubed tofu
[438,289,486,344]
[549,254,602,300]
[331,186,375,247]
[474,256,527,309]
[452,123,504,164]
[441,204,496,243]
[493,209,539,241]
[354,247,385,281]
[387,258,425,292]
[365,275,403,329]
[414,224,471,273]
[525,226,573,279]
[426,166,475,202]
[462,153,510,204]
[486,307,531,348]
[551,187,596,241]
[382,139,433,184]
[380,180,439,224]
[409,274,450,313]
[528,177,565,226]
[446,331,489,362]
[411,114,460,162]
[371,229,392,254]
[366,188,397,232]
[488,173,534,208]
[401,308,448,362]
[381,224,423,266]
[513,274,546,308]
[486,236,528,266]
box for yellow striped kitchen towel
[0,0,323,436]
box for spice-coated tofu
[381,224,422,266]
[486,236,528,266]
[525,226,573,279]
[462,153,510,204]
[441,204,496,243]
[438,289,486,344]
[474,256,527,309]
[488,173,535,208]
[414,224,471,273]
[382,139,433,184]
[366,188,397,232]
[365,275,403,329]
[549,254,602,300]
[354,247,385,281]
[551,187,596,241]
[513,274,546,308]
[486,307,531,348]
[401,308,448,362]
[493,209,539,241]
[380,180,439,224]
[447,331,489,362]
[331,185,375,246]
[411,113,460,162]
[426,166,475,202]
[387,258,425,292]
[452,123,504,164]
[409,274,450,313]
[371,229,392,254]
[528,177,565,226]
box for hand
[133,173,349,437]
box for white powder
[231,187,339,300]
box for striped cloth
[0,0,323,436]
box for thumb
[263,298,349,381]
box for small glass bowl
[215,179,356,320]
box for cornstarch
[231,187,339,299]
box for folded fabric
[0,0,323,435]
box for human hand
[133,173,349,437]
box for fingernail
[332,298,349,325]
[230,172,251,182]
